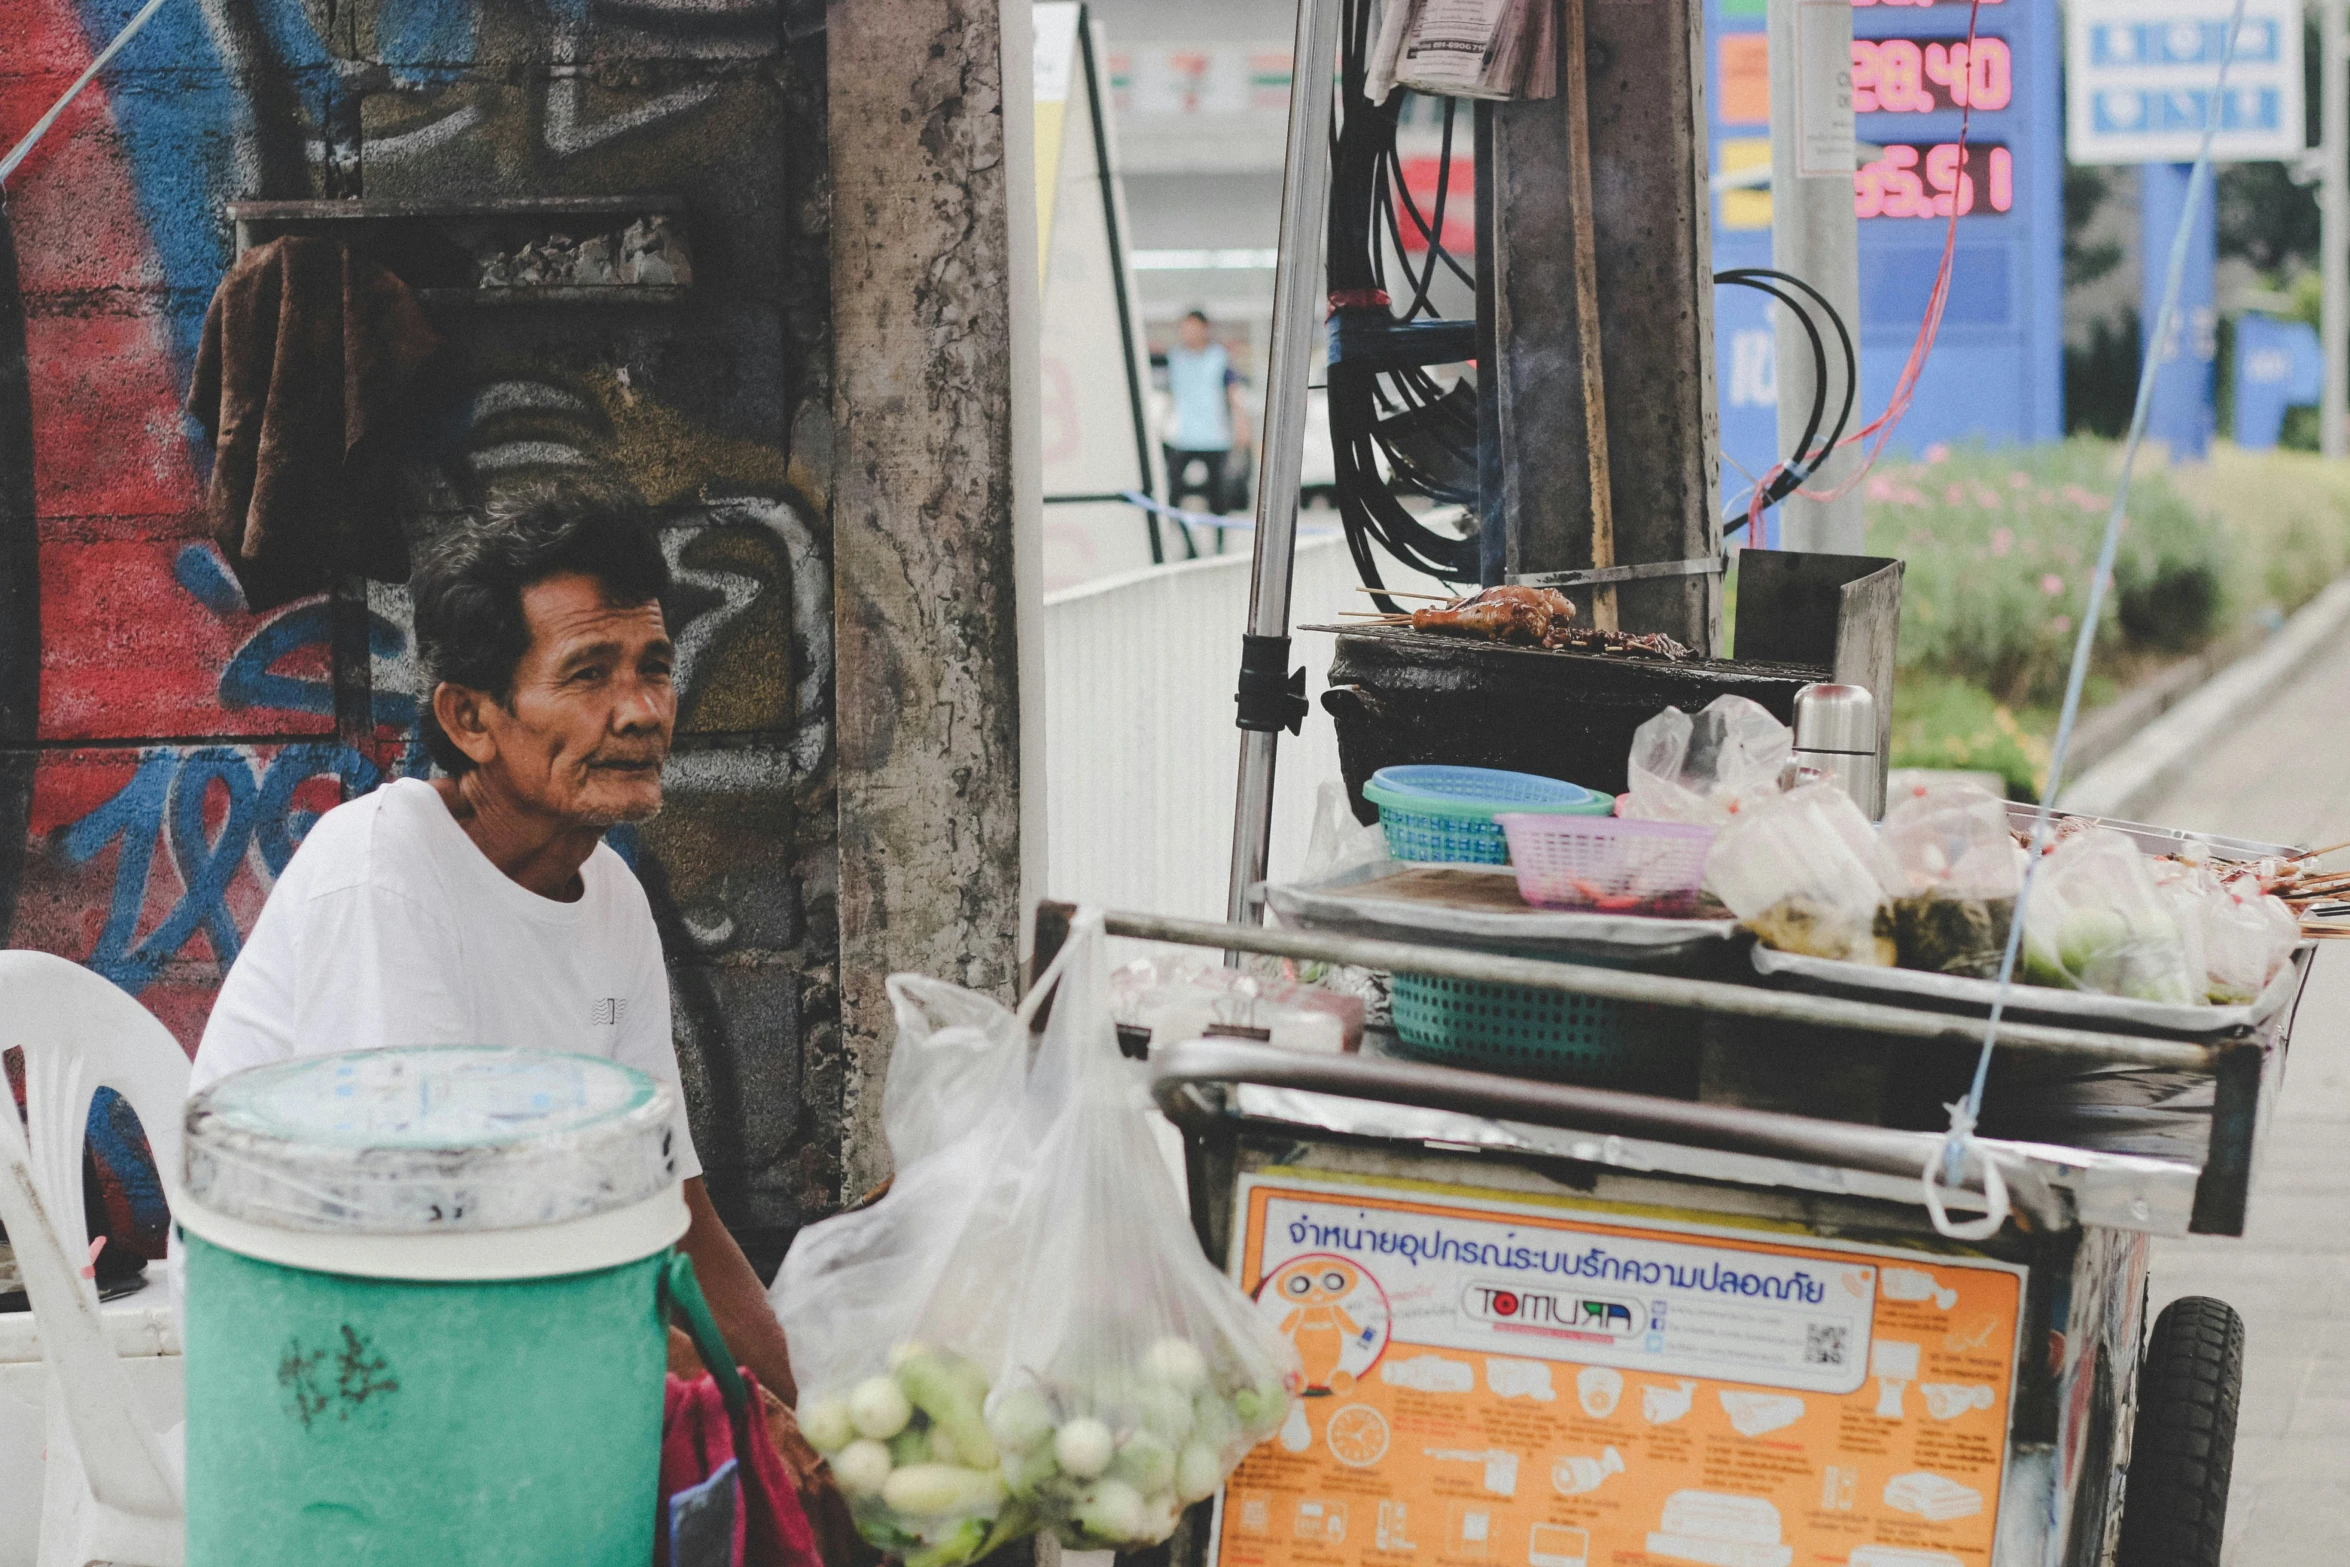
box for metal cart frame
[1032,904,2312,1567]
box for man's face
[474,571,676,826]
[1179,315,1210,351]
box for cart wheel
[2117,1296,2244,1567]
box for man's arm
[678,1175,799,1407]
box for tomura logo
[1463,1281,1644,1340]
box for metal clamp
[1234,633,1309,735]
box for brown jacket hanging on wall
[186,235,443,613]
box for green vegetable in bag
[2021,829,2202,1004]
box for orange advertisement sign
[1216,1174,2025,1567]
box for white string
[0,0,176,188]
[1925,0,2251,1238]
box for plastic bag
[776,913,1300,1563]
[881,974,1028,1169]
[1622,695,1792,825]
[774,970,1047,1567]
[1299,778,1390,882]
[1879,781,2022,978]
[2154,863,2300,1005]
[1111,952,1363,1055]
[2021,829,2201,1003]
[1704,782,1896,964]
[2201,878,2299,1004]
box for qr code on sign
[1805,1323,1848,1366]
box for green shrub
[2165,443,2350,614]
[1855,437,2350,796]
[1862,439,2224,706]
[1888,673,2052,801]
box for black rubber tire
[2117,1295,2245,1567]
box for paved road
[2134,637,2350,1564]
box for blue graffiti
[63,743,383,994]
[87,1087,171,1241]
[172,543,243,614]
[59,546,425,994]
[178,543,422,731]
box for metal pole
[1767,0,1864,550]
[1224,0,1341,926]
[2325,0,2347,459]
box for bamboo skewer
[1562,0,1618,633]
[1351,586,1455,601]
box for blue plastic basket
[1360,766,1612,864]
[1388,971,1678,1086]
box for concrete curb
[2060,576,2350,819]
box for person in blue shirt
[1163,309,1253,515]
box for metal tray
[1748,940,2308,1040]
[2003,803,2303,862]
[1261,860,1744,968]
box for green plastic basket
[1388,971,1680,1086]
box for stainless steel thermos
[1790,682,1884,819]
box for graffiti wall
[1,0,836,1266]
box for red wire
[1758,0,1986,524]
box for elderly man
[191,477,797,1402]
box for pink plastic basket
[1496,814,1716,916]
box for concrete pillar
[1767,0,1864,553]
[830,0,1031,1194]
[2140,160,2217,461]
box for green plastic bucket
[177,1047,696,1566]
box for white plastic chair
[0,950,188,1567]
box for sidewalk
[2134,635,2350,1562]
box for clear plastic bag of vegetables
[1703,782,1897,963]
[775,912,1300,1565]
[774,969,1044,1567]
[1879,780,2022,978]
[2021,828,2202,1003]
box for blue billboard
[1706,0,2064,534]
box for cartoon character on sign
[1268,1256,1373,1392]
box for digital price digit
[1855,142,2014,220]
[1852,37,2013,114]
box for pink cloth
[658,1370,822,1567]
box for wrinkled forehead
[520,573,670,658]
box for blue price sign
[1705,0,2063,526]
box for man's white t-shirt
[192,777,702,1178]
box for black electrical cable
[1715,273,1829,513]
[1711,267,1859,535]
[1327,0,1484,609]
[1723,266,1859,492]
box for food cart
[1035,832,2311,1567]
[1133,0,2307,1556]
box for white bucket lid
[178,1047,687,1280]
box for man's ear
[432,683,500,769]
